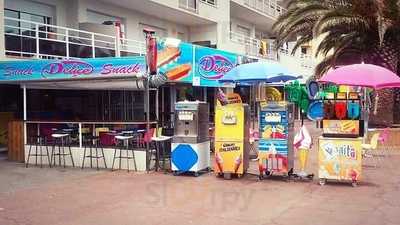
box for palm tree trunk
[366,41,399,126]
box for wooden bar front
[8,120,24,162]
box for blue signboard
[0,40,246,87]
[0,56,146,82]
[194,46,238,87]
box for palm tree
[273,0,400,125]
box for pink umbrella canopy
[319,64,400,89]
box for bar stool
[111,135,137,172]
[81,135,107,170]
[51,133,75,168]
[26,135,51,168]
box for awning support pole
[145,79,150,173]
[23,85,27,145]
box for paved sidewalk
[0,121,399,225]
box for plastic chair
[249,128,259,159]
[95,127,109,137]
[361,133,380,168]
[378,128,390,157]
[138,128,155,147]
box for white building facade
[0,0,314,78]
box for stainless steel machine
[171,101,210,176]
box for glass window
[200,0,216,6]
[237,25,251,37]
[179,0,197,11]
[4,8,51,36]
[4,9,19,34]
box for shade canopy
[219,61,301,84]
[319,64,400,89]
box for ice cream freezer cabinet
[214,102,250,179]
[258,102,295,178]
[318,137,362,186]
[171,101,210,176]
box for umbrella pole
[363,87,369,143]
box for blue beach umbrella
[219,61,301,84]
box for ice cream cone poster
[214,142,244,174]
[318,137,362,181]
[258,140,289,172]
[157,38,193,83]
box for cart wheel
[288,168,294,177]
[351,181,358,187]
[258,175,263,181]
[194,172,200,177]
[265,170,271,176]
[223,173,232,180]
[319,178,326,186]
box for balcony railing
[4,17,145,60]
[242,0,286,18]
[279,48,315,69]
[229,31,277,60]
[230,31,315,70]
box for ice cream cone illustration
[215,152,223,173]
[269,143,277,158]
[234,154,242,174]
[257,151,268,174]
[298,147,309,172]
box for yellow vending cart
[214,93,250,179]
[318,137,362,186]
[319,92,363,187]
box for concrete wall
[78,0,190,41]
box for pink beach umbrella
[318,64,400,89]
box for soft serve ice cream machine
[171,101,210,176]
[258,101,295,178]
[214,94,250,179]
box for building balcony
[4,17,145,59]
[230,0,286,30]
[228,30,277,60]
[98,0,218,26]
[242,0,286,17]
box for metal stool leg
[89,144,93,168]
[82,144,87,169]
[26,142,33,168]
[132,149,137,172]
[95,146,99,170]
[68,137,75,168]
[111,148,117,171]
[51,143,55,166]
[126,148,130,172]
[58,139,62,167]
[39,143,43,168]
[35,141,38,166]
[101,148,107,169]
[46,145,51,168]
[119,148,122,170]
[62,138,66,168]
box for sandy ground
[0,121,399,225]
